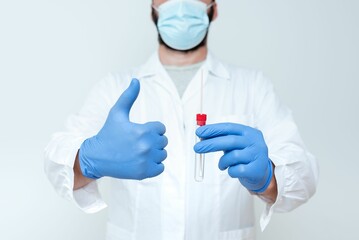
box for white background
[0,0,358,239]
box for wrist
[250,159,273,193]
[254,162,277,204]
[78,138,102,179]
[73,150,95,190]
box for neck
[158,44,208,66]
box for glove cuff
[251,160,273,194]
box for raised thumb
[113,78,140,121]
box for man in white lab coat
[44,0,319,239]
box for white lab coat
[44,52,319,240]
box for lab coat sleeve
[44,73,125,213]
[252,72,319,231]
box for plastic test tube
[195,113,207,182]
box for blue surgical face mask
[153,0,214,51]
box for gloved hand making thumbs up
[79,79,168,180]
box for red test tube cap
[196,114,207,126]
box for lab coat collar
[205,52,231,80]
[136,50,231,81]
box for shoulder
[227,63,261,81]
[95,65,145,93]
[101,53,158,87]
[208,53,265,85]
[98,72,133,88]
[210,56,276,96]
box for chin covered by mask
[153,0,214,51]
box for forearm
[73,150,94,190]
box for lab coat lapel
[137,52,182,107]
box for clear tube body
[195,127,205,182]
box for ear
[211,3,218,21]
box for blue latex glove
[79,79,168,180]
[194,123,273,193]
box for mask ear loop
[152,3,160,12]
[153,1,214,11]
[207,2,215,10]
